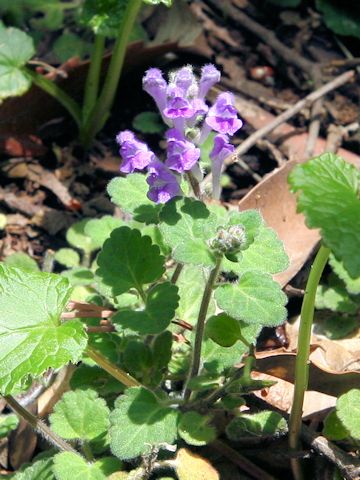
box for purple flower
[143,68,168,112]
[147,159,181,203]
[116,130,155,173]
[210,134,235,199]
[165,128,200,173]
[173,66,196,94]
[163,88,195,120]
[199,64,221,99]
[205,92,243,135]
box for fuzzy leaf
[159,198,219,267]
[62,267,94,287]
[112,283,179,334]
[205,313,243,347]
[14,454,55,480]
[178,412,216,446]
[84,216,124,249]
[70,365,123,397]
[315,285,357,313]
[323,410,349,441]
[107,174,161,224]
[66,219,100,254]
[215,271,288,326]
[110,387,178,460]
[123,340,153,375]
[96,227,165,296]
[55,249,81,268]
[50,389,110,441]
[0,265,87,394]
[336,389,360,440]
[0,413,19,438]
[4,252,39,271]
[329,255,360,295]
[226,411,288,440]
[289,153,360,278]
[0,26,34,101]
[53,452,106,480]
[81,0,130,38]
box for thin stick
[171,263,184,284]
[212,439,278,480]
[4,395,78,454]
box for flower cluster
[116,65,243,203]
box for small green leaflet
[205,313,243,347]
[107,174,161,224]
[226,411,288,440]
[50,389,110,442]
[112,282,179,334]
[66,219,100,254]
[289,153,360,278]
[0,414,19,438]
[84,216,124,249]
[143,0,172,5]
[53,452,121,480]
[329,255,360,295]
[178,412,216,446]
[80,0,130,38]
[215,271,288,327]
[0,26,34,101]
[110,387,178,460]
[0,265,87,394]
[55,249,80,268]
[336,389,360,440]
[96,227,165,296]
[323,410,349,441]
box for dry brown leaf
[175,448,220,480]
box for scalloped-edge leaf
[0,265,87,394]
[336,389,360,440]
[289,153,360,278]
[178,412,216,446]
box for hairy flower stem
[289,244,330,477]
[82,34,106,122]
[183,257,222,401]
[86,346,140,387]
[171,263,183,284]
[4,395,78,454]
[81,0,143,146]
[186,171,202,199]
[25,68,82,129]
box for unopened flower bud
[208,224,247,256]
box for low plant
[0,65,359,479]
[0,0,171,147]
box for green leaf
[53,33,91,63]
[107,175,161,224]
[226,411,288,440]
[0,413,19,438]
[132,111,165,134]
[0,26,34,101]
[316,0,360,39]
[14,453,55,480]
[110,387,178,460]
[178,412,216,446]
[4,252,39,271]
[84,216,124,249]
[123,340,153,375]
[112,282,179,334]
[96,227,165,296]
[62,268,94,287]
[81,0,130,38]
[151,331,173,370]
[202,323,260,374]
[159,198,218,267]
[70,365,123,397]
[143,0,172,6]
[215,271,288,326]
[50,389,109,441]
[66,219,99,254]
[289,153,360,278]
[0,265,87,394]
[323,410,349,441]
[55,249,80,268]
[336,389,360,440]
[205,313,243,347]
[176,265,215,325]
[319,314,358,340]
[53,452,106,480]
[329,255,360,295]
[315,285,357,313]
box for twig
[305,67,324,158]
[4,395,78,454]
[171,263,184,284]
[212,439,279,480]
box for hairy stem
[81,0,143,146]
[186,171,202,199]
[25,68,82,129]
[289,244,330,475]
[183,257,222,400]
[4,395,78,454]
[86,346,140,387]
[82,35,106,123]
[171,263,183,284]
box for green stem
[4,395,78,454]
[25,68,82,129]
[82,35,106,123]
[183,257,222,401]
[86,346,140,387]
[289,245,330,469]
[81,0,143,146]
